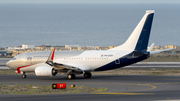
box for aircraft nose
[6,61,11,68]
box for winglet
[51,48,55,60]
[147,43,155,52]
[46,48,55,66]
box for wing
[45,49,89,74]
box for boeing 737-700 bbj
[6,10,171,79]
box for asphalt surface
[1,75,180,101]
[1,58,180,100]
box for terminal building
[22,44,34,49]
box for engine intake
[35,66,57,76]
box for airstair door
[115,53,120,64]
[21,54,26,65]
[63,57,67,63]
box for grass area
[0,69,17,75]
[0,84,108,94]
[0,69,34,75]
[143,56,180,62]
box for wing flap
[53,63,82,71]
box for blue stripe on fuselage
[94,51,150,71]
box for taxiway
[1,75,180,101]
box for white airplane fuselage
[7,50,143,72]
[6,10,155,79]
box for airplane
[6,10,172,79]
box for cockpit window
[12,58,16,60]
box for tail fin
[110,10,154,52]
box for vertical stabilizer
[110,10,154,52]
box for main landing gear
[22,72,26,79]
[67,72,92,79]
[84,72,92,78]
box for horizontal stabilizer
[147,43,155,52]
[150,48,173,54]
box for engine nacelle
[35,66,57,77]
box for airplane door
[115,53,120,64]
[27,56,33,65]
[63,57,67,63]
[21,54,26,65]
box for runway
[1,75,180,101]
[1,58,180,100]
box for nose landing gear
[67,74,75,79]
[22,72,26,79]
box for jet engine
[35,66,57,76]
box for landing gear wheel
[22,72,26,79]
[22,74,26,79]
[67,74,75,79]
[84,72,92,78]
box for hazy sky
[0,0,180,3]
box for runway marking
[93,92,154,95]
[141,84,157,90]
[106,83,157,90]
[140,82,180,84]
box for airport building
[0,50,6,57]
[0,50,13,57]
[22,44,34,49]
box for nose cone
[6,61,11,68]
